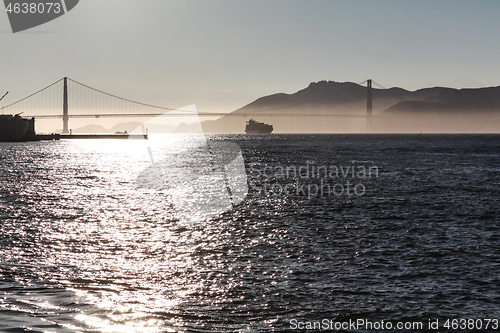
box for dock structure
[59,133,148,140]
[22,133,148,141]
[20,117,147,141]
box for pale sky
[1,0,500,116]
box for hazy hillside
[381,86,500,132]
[201,81,500,133]
[385,86,500,113]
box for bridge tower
[366,79,372,132]
[63,77,69,134]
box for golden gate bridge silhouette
[1,77,383,133]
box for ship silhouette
[245,119,273,134]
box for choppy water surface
[1,134,500,332]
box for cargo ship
[245,119,273,134]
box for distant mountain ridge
[200,80,500,133]
[231,80,500,115]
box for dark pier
[22,133,148,141]
[18,117,148,141]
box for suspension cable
[1,78,64,110]
[68,78,191,113]
[372,81,387,90]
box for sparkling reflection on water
[1,134,500,332]
[1,135,236,332]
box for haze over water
[1,134,499,332]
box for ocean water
[1,134,500,332]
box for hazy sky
[1,0,500,115]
